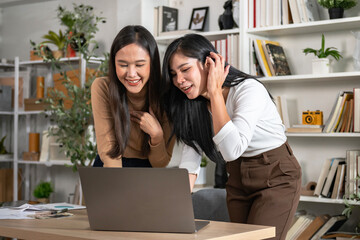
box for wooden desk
[0,209,275,240]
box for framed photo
[160,6,178,33]
[189,7,208,31]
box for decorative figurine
[218,0,235,30]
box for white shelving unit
[0,55,101,201]
[240,2,360,221]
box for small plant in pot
[317,0,358,19]
[33,181,54,203]
[40,30,67,59]
[303,34,342,74]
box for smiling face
[115,43,151,94]
[169,52,208,99]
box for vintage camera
[302,110,323,125]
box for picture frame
[159,6,178,33]
[188,7,208,31]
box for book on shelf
[310,215,347,240]
[287,124,323,133]
[314,158,332,196]
[353,88,360,132]
[261,39,280,76]
[264,43,291,76]
[288,0,301,23]
[323,91,352,133]
[286,214,314,240]
[277,96,298,130]
[345,150,360,198]
[322,231,360,239]
[321,158,345,198]
[304,0,320,21]
[251,40,264,76]
[330,163,346,199]
[297,214,331,240]
[254,39,272,77]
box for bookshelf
[242,0,360,232]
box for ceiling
[0,0,55,8]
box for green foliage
[317,0,357,9]
[33,181,54,199]
[41,30,66,51]
[342,175,360,233]
[29,3,108,171]
[200,154,208,167]
[303,34,343,60]
[57,3,106,57]
[0,136,9,154]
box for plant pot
[52,50,63,59]
[328,8,344,19]
[37,198,49,204]
[312,58,330,74]
[30,50,43,61]
[195,167,207,186]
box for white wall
[0,0,122,60]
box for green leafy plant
[41,30,66,51]
[0,136,9,154]
[303,34,343,60]
[201,154,208,168]
[57,3,106,55]
[342,178,360,234]
[317,0,357,9]
[33,181,54,199]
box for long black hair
[162,34,254,163]
[107,25,162,158]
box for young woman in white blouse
[162,34,302,240]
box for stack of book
[248,0,320,29]
[251,39,291,77]
[323,89,360,133]
[286,212,348,240]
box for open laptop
[78,167,209,233]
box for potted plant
[343,182,360,235]
[40,30,66,59]
[195,154,208,186]
[303,34,342,74]
[317,0,357,19]
[57,3,106,54]
[33,181,54,203]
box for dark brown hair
[107,25,163,158]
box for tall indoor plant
[317,0,358,19]
[31,3,107,171]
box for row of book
[286,212,348,240]
[210,35,240,70]
[251,39,292,77]
[314,150,360,200]
[323,89,360,133]
[248,0,321,29]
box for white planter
[195,167,207,185]
[312,58,330,74]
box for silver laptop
[78,167,209,233]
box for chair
[192,188,230,222]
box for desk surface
[0,209,275,240]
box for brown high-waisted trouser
[226,141,302,240]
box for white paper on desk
[0,206,34,219]
[0,202,85,219]
[34,202,86,210]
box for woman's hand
[205,52,230,98]
[130,107,163,145]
